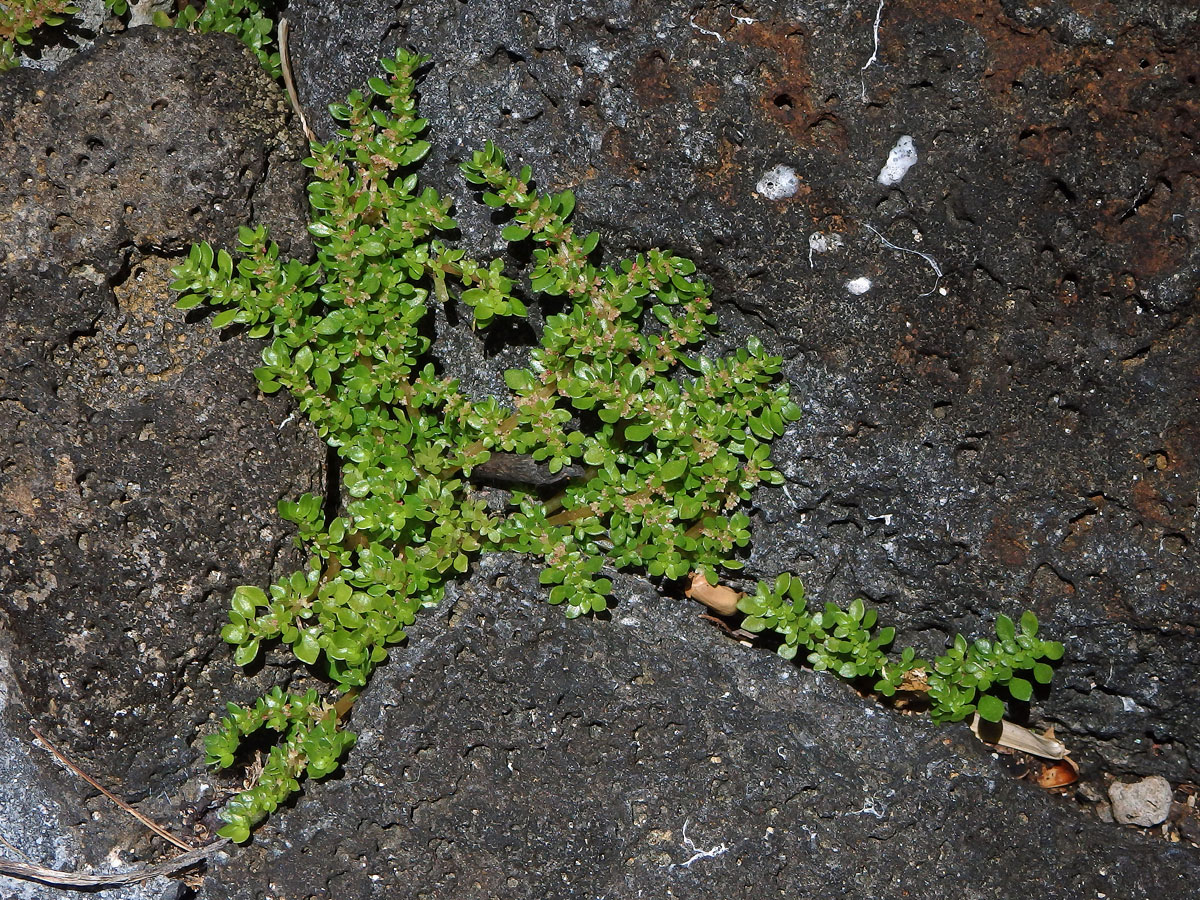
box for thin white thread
[848,794,887,818]
[862,223,943,296]
[689,15,726,43]
[669,818,729,869]
[860,0,886,102]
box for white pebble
[877,135,918,186]
[756,164,799,200]
[845,277,873,295]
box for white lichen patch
[807,231,845,267]
[756,164,799,200]
[877,135,917,186]
[807,232,844,254]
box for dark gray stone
[197,554,1200,899]
[284,0,1200,783]
[2,2,1198,896]
[0,26,321,886]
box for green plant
[922,611,1064,723]
[174,49,1063,842]
[146,0,280,78]
[1,1,279,75]
[203,686,354,843]
[737,574,1064,723]
[0,0,77,71]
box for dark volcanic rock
[285,0,1200,783]
[197,554,1200,900]
[1,2,1197,897]
[0,26,320,883]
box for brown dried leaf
[685,571,742,616]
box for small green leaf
[217,821,251,844]
[1020,610,1039,637]
[294,631,320,666]
[1042,641,1065,661]
[624,423,653,442]
[976,694,1005,723]
[233,639,261,667]
[740,616,768,633]
[660,457,687,481]
[1008,677,1033,702]
[327,517,346,544]
[504,369,536,392]
[231,585,266,619]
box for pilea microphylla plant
[105,0,282,76]
[0,0,77,71]
[170,50,1065,842]
[1,2,281,74]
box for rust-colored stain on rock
[630,48,677,105]
[731,20,816,140]
[898,0,1197,284]
[1132,478,1177,529]
[982,515,1034,568]
[692,81,722,113]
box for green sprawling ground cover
[171,50,1063,842]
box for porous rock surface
[0,27,319,893]
[285,0,1200,782]
[197,555,1200,899]
[0,1,1197,897]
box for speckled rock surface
[1,2,1198,896]
[0,26,320,889]
[196,555,1200,900]
[285,0,1200,782]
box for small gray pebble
[1108,775,1173,827]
